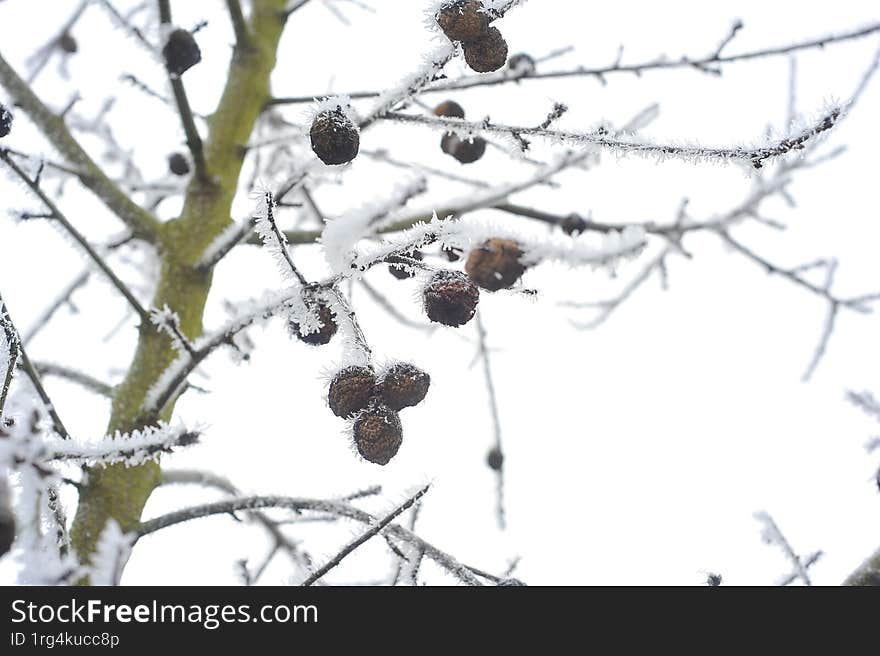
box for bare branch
[0,52,161,241]
[136,493,484,585]
[300,484,430,586]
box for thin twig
[300,485,430,586]
[0,150,152,325]
[137,494,483,585]
[475,312,506,530]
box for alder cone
[434,100,466,119]
[463,27,509,73]
[291,303,337,346]
[310,108,360,165]
[328,366,376,418]
[379,363,430,411]
[168,152,190,176]
[353,406,403,466]
[441,133,487,164]
[423,270,480,327]
[465,238,526,291]
[436,0,490,42]
[0,103,12,138]
[163,28,201,76]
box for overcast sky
[1,0,879,585]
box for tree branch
[0,52,161,241]
[225,0,251,49]
[0,150,152,326]
[137,494,483,585]
[267,22,880,105]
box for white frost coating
[89,520,134,586]
[425,0,526,25]
[16,532,80,585]
[388,103,843,169]
[354,212,646,273]
[144,287,307,411]
[363,43,456,122]
[150,305,186,351]
[321,177,427,276]
[322,293,371,369]
[304,95,360,126]
[198,219,248,267]
[252,188,301,283]
[40,421,198,467]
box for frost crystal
[89,520,134,586]
[321,178,426,276]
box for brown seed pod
[465,238,526,291]
[328,366,376,418]
[353,406,403,466]
[463,27,509,73]
[290,303,337,346]
[388,250,423,280]
[58,32,78,54]
[168,152,190,176]
[560,213,588,236]
[162,28,201,76]
[434,100,466,119]
[436,0,490,42]
[441,133,487,164]
[423,270,480,327]
[310,108,360,166]
[379,363,430,411]
[0,103,12,139]
[486,447,504,471]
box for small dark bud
[434,100,466,119]
[0,103,12,139]
[441,133,487,164]
[442,245,463,262]
[507,52,536,76]
[463,27,509,73]
[436,0,490,42]
[0,479,14,558]
[353,406,403,466]
[379,363,430,411]
[486,448,504,471]
[162,28,202,76]
[560,213,588,236]
[465,238,527,291]
[168,152,190,176]
[290,303,337,346]
[310,108,360,166]
[328,366,376,418]
[388,250,423,280]
[706,573,723,587]
[58,32,78,54]
[497,578,527,586]
[423,270,480,327]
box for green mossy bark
[69,0,289,567]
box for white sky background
[1,0,879,585]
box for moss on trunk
[69,0,289,567]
